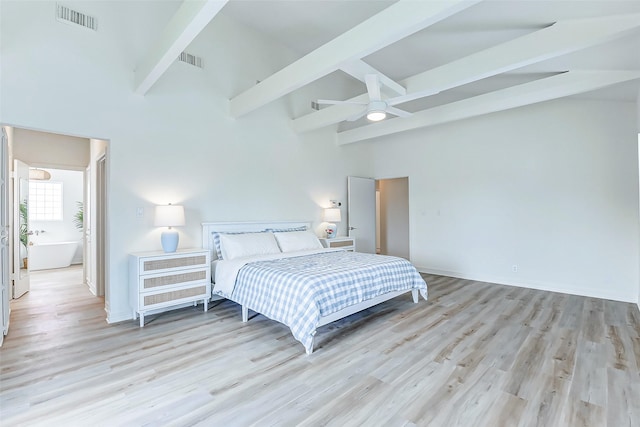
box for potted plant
[74,201,83,231]
[19,200,28,269]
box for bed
[202,221,428,354]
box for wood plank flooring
[1,268,639,426]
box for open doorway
[1,125,108,344]
[26,168,85,306]
[348,175,410,259]
[376,177,410,259]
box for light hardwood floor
[1,268,639,426]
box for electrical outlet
[512,265,518,273]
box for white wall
[369,98,639,303]
[0,1,370,322]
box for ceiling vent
[178,52,203,69]
[56,3,97,31]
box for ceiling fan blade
[365,74,381,101]
[317,99,346,105]
[385,106,412,118]
[317,99,368,105]
[346,109,367,122]
[387,89,440,106]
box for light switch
[136,207,144,218]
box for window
[29,181,63,221]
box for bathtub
[29,241,78,271]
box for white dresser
[129,248,211,327]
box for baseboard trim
[105,301,200,325]
[106,309,132,324]
[85,279,97,296]
[417,266,636,303]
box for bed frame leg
[242,306,248,322]
[412,289,419,303]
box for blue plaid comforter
[231,251,428,353]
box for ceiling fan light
[367,110,386,121]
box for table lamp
[324,208,341,239]
[154,204,185,252]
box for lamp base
[325,223,337,239]
[160,229,179,253]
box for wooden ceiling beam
[134,0,228,95]
[293,13,640,133]
[336,70,640,145]
[229,0,481,118]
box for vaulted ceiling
[135,0,640,145]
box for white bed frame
[202,221,422,354]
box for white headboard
[202,221,311,258]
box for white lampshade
[154,204,185,253]
[324,208,341,223]
[154,204,185,227]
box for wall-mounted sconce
[329,200,342,208]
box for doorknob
[0,236,8,246]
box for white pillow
[274,231,323,253]
[219,232,281,260]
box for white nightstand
[129,248,211,327]
[319,236,356,252]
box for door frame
[0,123,110,324]
[1,128,10,344]
[96,154,106,297]
[376,176,410,260]
[12,159,30,299]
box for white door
[1,129,10,343]
[348,176,376,254]
[13,159,30,298]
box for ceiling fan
[317,74,413,122]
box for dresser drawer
[139,253,208,274]
[141,284,209,309]
[139,267,208,291]
[326,240,353,248]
